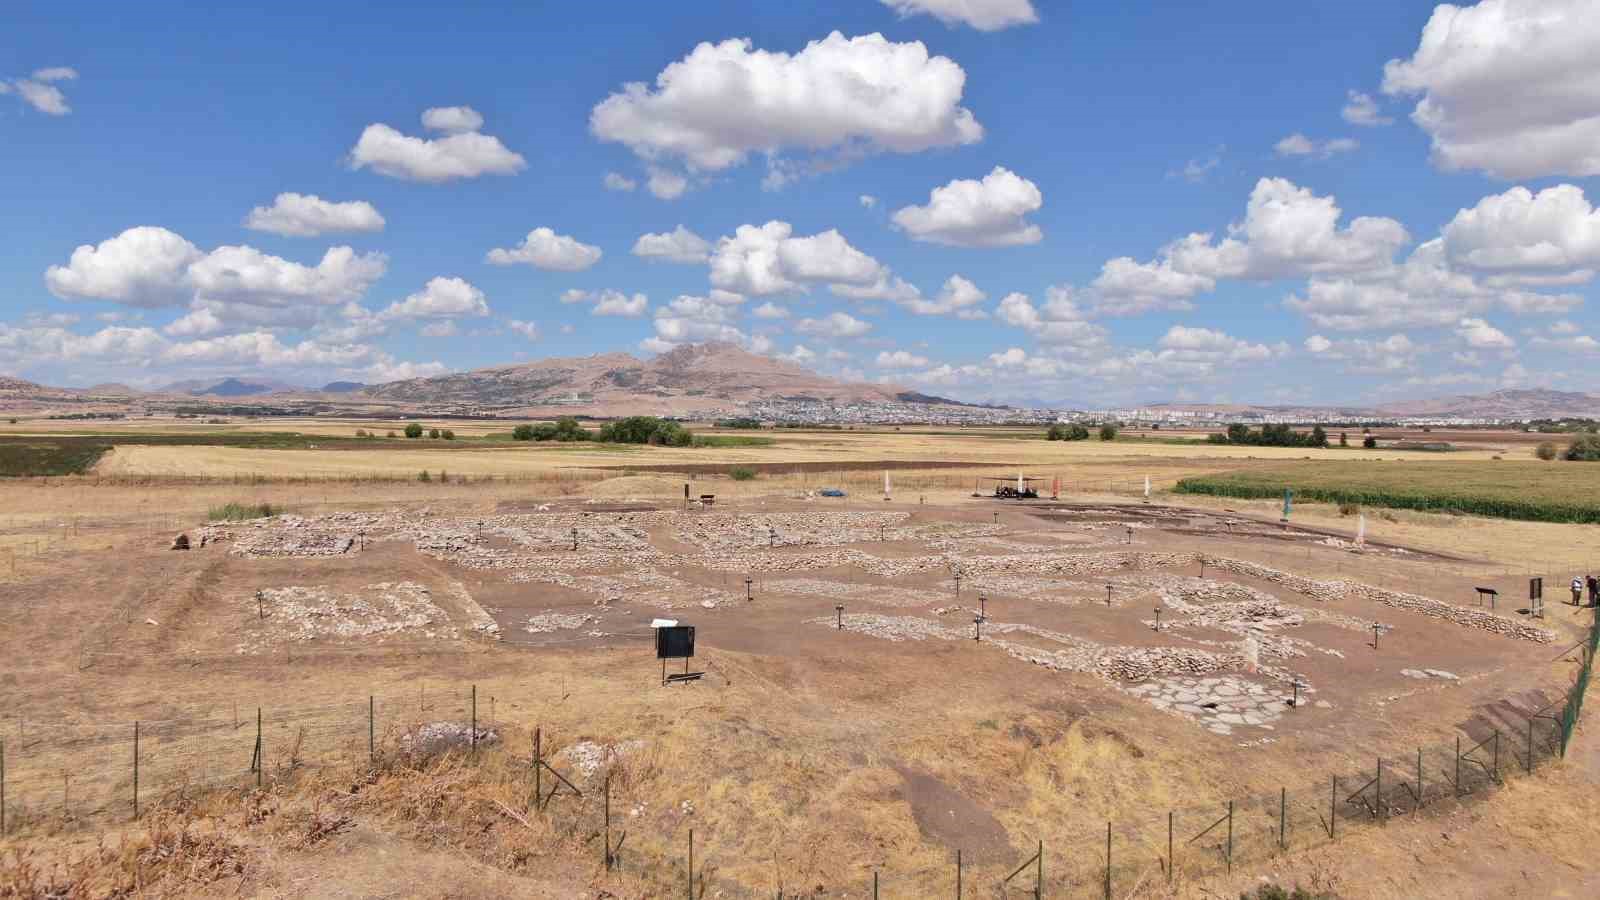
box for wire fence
[2,603,1593,895]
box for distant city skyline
[3,0,1598,407]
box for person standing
[1588,575,1599,607]
[1576,576,1587,607]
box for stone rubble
[236,581,457,653]
[555,739,646,780]
[400,721,500,756]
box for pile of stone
[229,517,360,559]
[236,581,456,652]
[1199,555,1555,643]
[399,722,500,756]
[555,739,646,780]
[765,578,939,608]
[676,511,913,550]
[1400,668,1459,680]
[1126,675,1291,735]
[525,612,599,633]
[808,613,967,642]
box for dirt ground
[1,473,1593,898]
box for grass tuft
[208,501,277,521]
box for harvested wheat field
[2,438,1597,898]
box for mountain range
[3,344,1600,419]
[361,341,911,415]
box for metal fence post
[1377,759,1384,825]
[255,708,263,788]
[1279,787,1286,850]
[1492,731,1500,782]
[369,696,375,763]
[1105,822,1112,899]
[1036,839,1043,900]
[1167,810,1174,882]
[956,849,962,899]
[688,827,694,900]
[1226,801,1233,872]
[133,720,140,820]
[471,685,478,757]
[533,727,542,810]
[1416,748,1424,808]
[2,737,7,835]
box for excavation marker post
[835,604,844,629]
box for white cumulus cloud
[795,311,872,339]
[880,0,1038,31]
[420,105,485,134]
[1341,90,1392,127]
[348,109,525,182]
[875,349,930,369]
[1274,133,1359,158]
[632,225,710,264]
[486,228,603,271]
[709,221,886,296]
[892,167,1043,247]
[590,32,982,188]
[243,193,385,237]
[381,277,490,321]
[1382,0,1600,178]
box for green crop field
[1174,459,1600,523]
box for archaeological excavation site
[3,480,1591,897]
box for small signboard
[655,625,695,660]
[1529,577,1543,601]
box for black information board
[656,625,695,660]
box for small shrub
[1564,434,1600,461]
[386,430,397,438]
[441,429,455,440]
[1338,502,1359,516]
[1338,431,1348,447]
[729,466,757,481]
[1098,423,1119,441]
[428,428,441,439]
[418,469,431,482]
[404,423,423,439]
[354,429,368,438]
[1535,441,1557,461]
[1362,435,1378,449]
[512,424,534,441]
[438,470,448,483]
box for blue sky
[3,0,1598,406]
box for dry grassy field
[0,419,1597,899]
